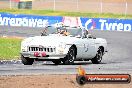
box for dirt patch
[0,75,131,88]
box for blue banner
[0,13,62,27]
[0,13,132,32]
[80,18,132,31]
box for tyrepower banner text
[0,13,132,32]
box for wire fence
[32,0,132,15]
[0,0,132,15]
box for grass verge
[0,37,22,60]
[0,9,132,19]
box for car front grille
[28,46,56,52]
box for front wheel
[91,48,103,64]
[21,55,34,65]
[62,46,76,65]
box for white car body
[20,26,107,65]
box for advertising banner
[0,13,132,32]
[80,18,132,32]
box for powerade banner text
[0,13,132,32]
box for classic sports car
[20,26,107,65]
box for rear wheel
[21,55,34,65]
[62,46,76,65]
[91,48,103,64]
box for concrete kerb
[0,60,22,64]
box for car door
[81,38,96,59]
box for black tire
[21,55,34,65]
[62,46,76,65]
[91,48,103,64]
[52,60,61,65]
[76,75,87,85]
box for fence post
[10,0,12,9]
[53,0,56,11]
[77,0,79,12]
[125,2,127,18]
[100,0,103,13]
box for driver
[57,28,70,36]
[63,29,70,36]
[56,28,64,34]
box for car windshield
[41,26,82,37]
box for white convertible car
[20,26,107,65]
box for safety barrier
[0,13,132,32]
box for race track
[0,26,132,75]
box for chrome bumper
[20,52,66,59]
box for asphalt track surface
[0,26,132,75]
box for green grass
[0,37,22,60]
[0,9,132,19]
